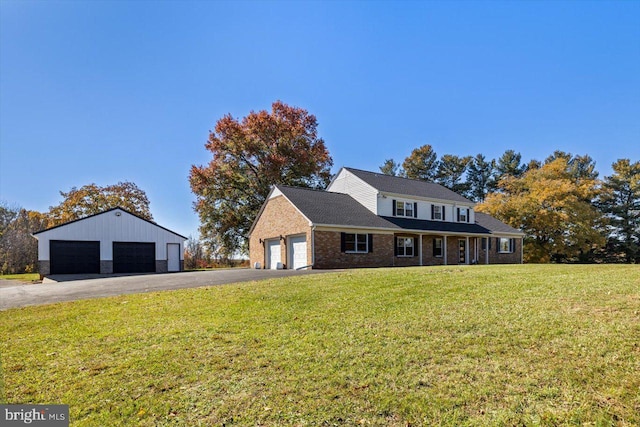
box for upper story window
[394,200,415,218]
[432,205,443,221]
[458,208,468,222]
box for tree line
[380,145,639,263]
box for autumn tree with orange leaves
[47,182,153,226]
[190,101,333,255]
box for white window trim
[459,208,468,222]
[345,233,369,254]
[396,236,415,257]
[395,201,414,218]
[498,237,513,254]
[433,205,443,221]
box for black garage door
[113,242,156,273]
[50,240,100,275]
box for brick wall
[249,195,312,269]
[313,231,395,269]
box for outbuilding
[33,207,187,276]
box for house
[33,207,187,275]
[249,167,524,269]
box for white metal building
[32,207,187,275]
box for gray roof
[275,185,522,235]
[277,185,393,229]
[344,167,472,204]
[475,212,523,235]
[381,216,491,235]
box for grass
[1,264,638,426]
[0,273,40,282]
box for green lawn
[0,273,40,283]
[1,265,638,426]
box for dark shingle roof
[380,216,492,235]
[475,212,523,235]
[277,186,393,229]
[344,167,472,204]
[274,186,522,235]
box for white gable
[326,168,378,213]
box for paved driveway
[0,269,333,311]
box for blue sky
[1,0,638,237]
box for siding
[327,169,378,214]
[35,209,185,261]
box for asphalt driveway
[0,269,333,310]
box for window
[433,205,442,220]
[344,233,368,253]
[396,236,414,257]
[498,238,515,253]
[433,238,443,257]
[459,208,467,222]
[395,201,414,218]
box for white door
[267,240,281,270]
[168,243,180,272]
[289,235,307,270]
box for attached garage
[266,239,281,270]
[288,235,307,270]
[50,240,100,275]
[33,207,187,276]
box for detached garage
[33,207,187,276]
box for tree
[598,159,640,263]
[189,101,333,255]
[477,158,605,263]
[48,182,152,225]
[494,149,527,187]
[435,154,471,195]
[545,151,598,182]
[184,235,205,270]
[0,208,49,274]
[379,159,401,176]
[466,154,495,202]
[402,144,438,181]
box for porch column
[443,235,448,265]
[486,237,489,265]
[465,236,469,265]
[419,234,423,266]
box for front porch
[393,234,492,267]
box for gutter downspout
[311,226,316,268]
[419,234,423,266]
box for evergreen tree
[598,159,640,263]
[435,154,471,195]
[379,159,401,176]
[466,154,495,202]
[402,144,438,181]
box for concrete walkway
[0,269,333,310]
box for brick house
[249,167,524,270]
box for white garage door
[289,235,307,270]
[267,240,281,270]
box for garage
[266,239,281,269]
[289,235,307,270]
[50,240,100,274]
[33,207,186,276]
[113,242,156,273]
